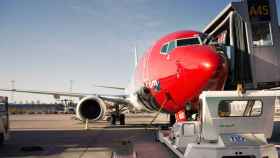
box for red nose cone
[198,48,221,79]
[174,45,220,83]
[158,46,225,113]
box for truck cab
[0,96,9,145]
[158,90,278,158]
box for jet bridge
[203,0,280,90]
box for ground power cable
[121,92,173,142]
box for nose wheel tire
[110,113,126,125]
[110,103,126,125]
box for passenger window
[167,41,176,53]
[161,44,168,54]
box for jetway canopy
[203,0,280,89]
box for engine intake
[76,96,107,121]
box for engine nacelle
[76,96,107,121]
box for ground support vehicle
[158,91,278,158]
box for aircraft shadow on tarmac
[0,129,175,157]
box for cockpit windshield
[177,38,200,47]
[160,36,205,55]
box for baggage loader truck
[158,91,278,158]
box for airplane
[0,30,228,125]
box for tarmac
[0,114,177,158]
[1,114,280,158]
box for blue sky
[0,0,279,103]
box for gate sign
[248,0,271,22]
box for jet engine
[76,96,107,121]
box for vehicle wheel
[0,133,4,146]
[169,114,176,126]
[120,114,125,125]
[111,113,116,125]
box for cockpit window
[161,43,168,54]
[177,38,200,47]
[167,41,176,53]
[160,37,202,55]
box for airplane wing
[93,84,125,90]
[0,88,129,104]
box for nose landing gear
[110,103,126,125]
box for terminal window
[218,100,262,117]
[251,22,273,46]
